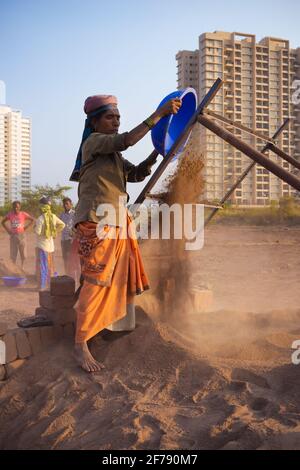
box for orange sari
[75,213,149,343]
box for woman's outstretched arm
[124,98,182,148]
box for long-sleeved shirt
[35,214,65,252]
[74,132,157,227]
[59,209,75,241]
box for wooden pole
[198,114,300,192]
[204,119,290,226]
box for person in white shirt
[35,196,65,290]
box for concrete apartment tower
[0,97,31,206]
[176,32,300,205]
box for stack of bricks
[189,287,213,314]
[38,275,77,339]
[0,276,77,382]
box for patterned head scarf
[70,95,118,182]
[40,204,56,239]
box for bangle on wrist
[143,117,155,130]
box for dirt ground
[0,225,300,450]
[192,224,300,313]
[0,230,65,328]
[1,225,300,326]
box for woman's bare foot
[73,342,104,372]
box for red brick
[5,359,26,378]
[25,327,43,355]
[40,326,55,347]
[50,276,75,296]
[189,289,213,313]
[39,291,77,309]
[15,329,32,359]
[2,333,18,364]
[45,308,76,326]
[53,324,64,341]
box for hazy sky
[1,0,300,202]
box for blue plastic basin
[2,276,26,287]
[151,88,197,157]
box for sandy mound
[178,309,300,364]
[1,307,300,450]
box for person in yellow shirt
[35,196,65,290]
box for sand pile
[0,307,300,450]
